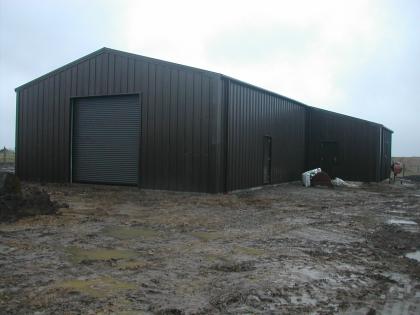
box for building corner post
[14,90,20,176]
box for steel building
[15,48,392,193]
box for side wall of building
[380,128,392,180]
[15,49,391,192]
[16,50,224,193]
[306,108,382,182]
[224,79,307,191]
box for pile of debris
[0,172,64,222]
[302,168,333,187]
[302,168,359,188]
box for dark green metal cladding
[223,78,307,191]
[14,48,223,192]
[14,91,20,174]
[15,47,392,192]
[305,108,389,182]
[380,127,393,180]
[72,95,141,185]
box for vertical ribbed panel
[15,49,223,192]
[72,95,140,185]
[380,128,392,180]
[15,48,390,191]
[225,80,306,191]
[306,109,383,182]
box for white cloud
[116,0,386,107]
[1,0,419,155]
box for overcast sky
[1,0,419,156]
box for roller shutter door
[72,95,140,185]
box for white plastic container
[302,168,321,187]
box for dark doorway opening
[263,136,272,184]
[320,141,339,177]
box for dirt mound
[0,180,66,222]
[0,172,20,195]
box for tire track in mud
[0,181,419,314]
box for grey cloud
[1,0,419,156]
[206,24,318,64]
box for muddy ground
[1,180,420,314]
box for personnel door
[320,141,339,177]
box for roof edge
[14,47,394,134]
[382,126,394,133]
[103,47,223,78]
[15,47,225,92]
[221,75,309,110]
[222,75,391,129]
[15,47,108,91]
[308,106,387,128]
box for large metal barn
[15,48,392,192]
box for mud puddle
[387,219,418,225]
[405,250,420,262]
[101,225,161,239]
[1,181,420,314]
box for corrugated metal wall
[306,108,382,182]
[380,128,392,180]
[72,95,141,185]
[15,49,224,193]
[224,79,306,191]
[16,48,391,192]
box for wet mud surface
[1,181,420,314]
